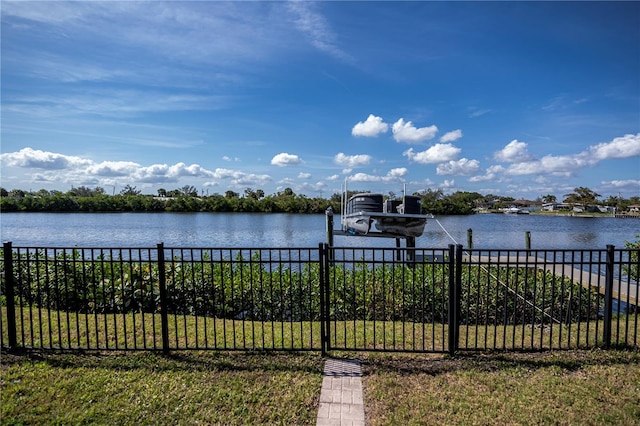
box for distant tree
[244,187,258,199]
[179,185,198,197]
[120,184,141,196]
[68,186,104,197]
[541,194,557,204]
[9,189,26,198]
[563,187,600,205]
[157,188,167,197]
[225,190,239,199]
[416,189,444,204]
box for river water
[1,212,638,249]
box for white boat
[342,192,430,237]
[503,207,530,214]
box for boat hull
[343,212,428,237]
[342,192,430,237]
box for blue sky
[1,1,639,200]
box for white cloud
[600,179,640,190]
[506,153,590,177]
[334,152,372,167]
[286,1,351,62]
[589,133,640,160]
[298,172,311,179]
[387,167,408,177]
[271,152,303,167]
[603,179,640,187]
[348,168,407,183]
[0,147,277,188]
[87,161,140,177]
[403,144,461,164]
[493,133,640,179]
[440,129,463,143]
[436,158,481,176]
[441,179,456,189]
[351,114,389,137]
[0,147,92,169]
[468,165,506,182]
[297,181,328,192]
[392,118,438,143]
[278,178,295,185]
[468,108,491,118]
[494,140,533,163]
[326,174,340,181]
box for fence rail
[1,242,638,354]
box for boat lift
[325,205,421,262]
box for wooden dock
[462,254,638,307]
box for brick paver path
[316,358,365,426]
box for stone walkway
[316,358,365,426]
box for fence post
[603,244,615,349]
[319,243,331,355]
[467,228,473,249]
[318,243,326,355]
[157,243,170,355]
[3,242,17,350]
[448,244,461,355]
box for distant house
[629,204,640,213]
[542,202,572,211]
[511,199,543,212]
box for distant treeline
[1,185,636,215]
[1,188,333,214]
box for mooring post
[467,228,473,249]
[525,231,531,249]
[325,206,334,247]
[406,237,415,262]
[325,207,334,262]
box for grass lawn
[361,349,640,426]
[1,350,324,425]
[2,349,639,425]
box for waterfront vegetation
[2,185,638,215]
[3,250,601,326]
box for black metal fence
[1,242,638,354]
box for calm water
[0,212,638,249]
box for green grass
[1,351,324,425]
[361,349,640,425]
[3,349,639,425]
[3,307,637,351]
[2,307,639,425]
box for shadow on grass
[0,349,325,375]
[352,348,640,377]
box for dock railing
[1,242,638,354]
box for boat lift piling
[325,205,419,264]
